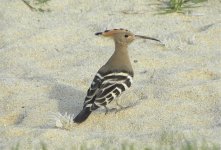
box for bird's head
[95,28,161,46]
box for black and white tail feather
[73,70,133,123]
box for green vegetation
[11,143,19,150]
[40,142,48,150]
[21,0,51,12]
[34,0,51,5]
[158,0,207,14]
[21,0,207,14]
[11,137,220,150]
[10,131,220,149]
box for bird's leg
[105,106,116,115]
[104,106,109,115]
[104,106,118,115]
[114,99,131,114]
[116,99,124,109]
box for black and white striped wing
[83,73,103,108]
[93,72,133,107]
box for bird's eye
[125,35,129,38]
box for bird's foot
[116,100,125,109]
[114,105,130,114]
[116,103,124,109]
[104,104,132,114]
[104,106,117,115]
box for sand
[0,0,221,149]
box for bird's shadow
[49,84,85,115]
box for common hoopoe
[74,28,160,123]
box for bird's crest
[95,28,129,36]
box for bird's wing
[93,72,133,107]
[83,73,103,108]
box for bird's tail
[73,107,92,123]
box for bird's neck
[114,43,129,56]
[103,42,133,72]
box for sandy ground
[0,0,221,149]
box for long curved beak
[135,35,161,43]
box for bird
[73,28,160,123]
